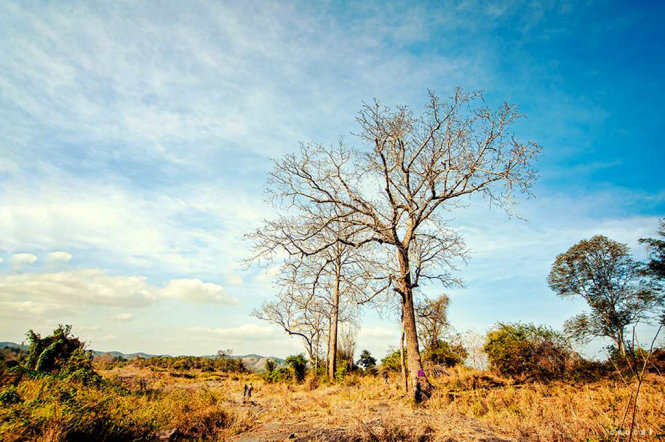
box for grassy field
[3,361,663,441]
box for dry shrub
[0,376,247,441]
[305,374,321,391]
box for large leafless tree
[260,89,540,401]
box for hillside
[1,341,283,372]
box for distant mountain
[0,342,26,350]
[1,341,283,372]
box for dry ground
[99,365,665,441]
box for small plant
[0,385,21,405]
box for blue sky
[0,0,663,359]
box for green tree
[640,218,665,325]
[25,324,92,375]
[548,235,662,356]
[484,323,572,380]
[380,348,406,372]
[357,349,376,371]
[423,339,467,367]
[285,354,308,382]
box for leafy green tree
[640,218,665,325]
[265,359,276,373]
[423,339,468,367]
[380,348,406,372]
[285,354,308,382]
[484,323,573,380]
[548,235,662,356]
[25,324,92,375]
[357,349,376,371]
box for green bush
[285,354,308,382]
[380,349,406,372]
[25,325,94,376]
[484,322,574,380]
[264,367,292,383]
[423,339,468,367]
[334,365,348,381]
[0,385,21,405]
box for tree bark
[617,328,626,357]
[400,311,408,392]
[397,248,432,402]
[327,262,341,380]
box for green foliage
[548,235,662,354]
[484,322,574,380]
[380,348,406,372]
[640,218,665,281]
[265,359,276,373]
[285,354,308,382]
[25,324,93,376]
[133,355,246,373]
[334,364,348,381]
[357,349,376,371]
[423,339,468,367]
[0,385,21,406]
[0,376,233,441]
[264,367,292,383]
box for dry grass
[3,364,663,441]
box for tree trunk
[397,248,432,402]
[400,311,408,392]
[327,263,341,380]
[617,329,626,357]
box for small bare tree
[416,294,451,350]
[252,285,327,367]
[249,215,383,379]
[266,89,540,401]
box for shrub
[380,349,406,372]
[423,339,468,367]
[0,385,21,405]
[25,325,94,376]
[335,365,348,381]
[264,367,291,383]
[285,354,308,382]
[484,322,574,380]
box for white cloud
[0,177,267,279]
[111,313,134,322]
[0,270,238,315]
[11,253,37,266]
[254,266,280,283]
[186,323,277,339]
[0,269,155,308]
[48,251,72,262]
[224,274,244,286]
[160,279,239,305]
[359,326,399,340]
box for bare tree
[416,294,451,350]
[265,89,540,401]
[252,285,327,367]
[249,215,383,379]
